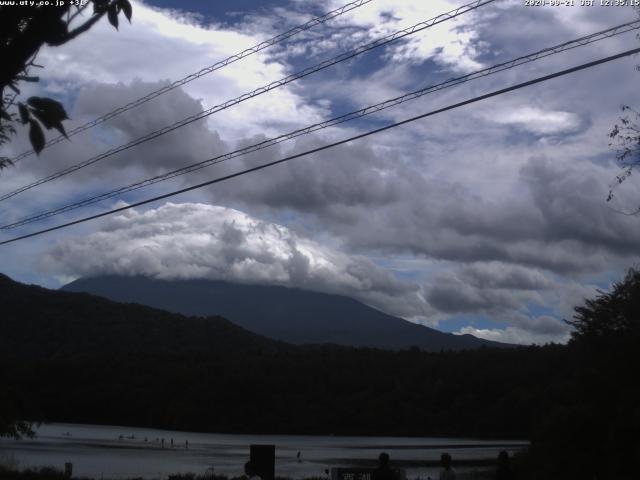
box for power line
[7,0,374,163]
[2,46,638,247]
[3,20,638,230]
[0,0,497,203]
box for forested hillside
[2,272,639,478]
[2,273,556,438]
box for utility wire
[3,20,639,230]
[7,0,374,163]
[0,0,497,203]
[2,46,638,246]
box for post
[250,444,275,480]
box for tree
[515,270,640,479]
[606,7,640,211]
[545,268,640,479]
[607,106,640,211]
[0,0,132,439]
[0,413,34,440]
[0,0,132,170]
[567,267,640,340]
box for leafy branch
[0,0,132,160]
[606,105,640,212]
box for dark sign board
[250,444,275,480]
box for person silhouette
[496,450,513,480]
[374,452,398,480]
[439,453,456,480]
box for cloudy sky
[2,0,640,344]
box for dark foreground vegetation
[1,270,639,479]
[0,466,75,480]
[0,467,325,480]
[0,466,279,480]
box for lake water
[0,423,529,479]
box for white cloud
[39,202,434,321]
[324,0,486,71]
[36,200,580,343]
[458,323,571,346]
[484,106,584,136]
[35,0,327,142]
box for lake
[0,423,529,479]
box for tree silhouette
[0,0,131,438]
[529,268,640,479]
[0,0,132,170]
[568,267,640,340]
[608,105,640,211]
[606,7,640,210]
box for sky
[2,0,640,344]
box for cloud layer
[40,202,433,321]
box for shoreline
[1,423,527,480]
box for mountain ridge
[61,275,509,351]
[0,273,284,359]
[1,272,547,438]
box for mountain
[1,272,555,438]
[61,275,508,351]
[0,273,282,359]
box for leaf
[30,110,68,139]
[119,0,132,22]
[0,157,14,170]
[18,103,30,124]
[610,125,619,138]
[27,97,68,120]
[107,3,119,30]
[28,120,45,155]
[27,97,69,137]
[54,121,68,139]
[32,109,68,138]
[27,97,69,138]
[0,109,11,122]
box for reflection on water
[0,423,529,479]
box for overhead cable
[8,0,375,163]
[1,46,638,246]
[3,19,639,230]
[0,0,497,202]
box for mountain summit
[62,275,507,351]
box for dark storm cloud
[202,130,640,273]
[424,263,547,315]
[18,80,228,184]
[208,134,407,212]
[76,81,228,172]
[209,141,640,276]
